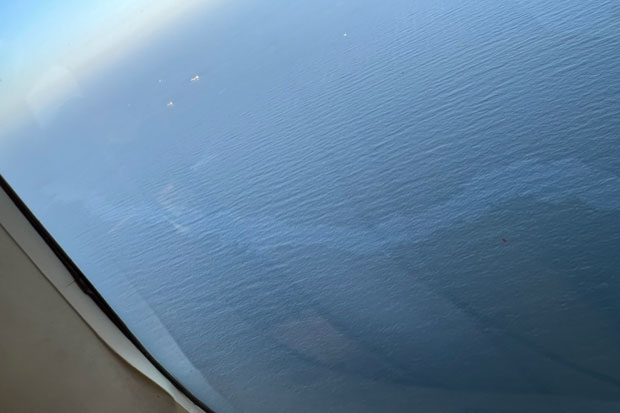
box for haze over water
[3,0,620,411]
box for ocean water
[3,0,620,411]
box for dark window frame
[0,174,215,413]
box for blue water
[3,0,620,411]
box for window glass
[2,1,620,411]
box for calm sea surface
[3,0,620,411]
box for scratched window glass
[2,1,620,412]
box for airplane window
[2,1,620,411]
